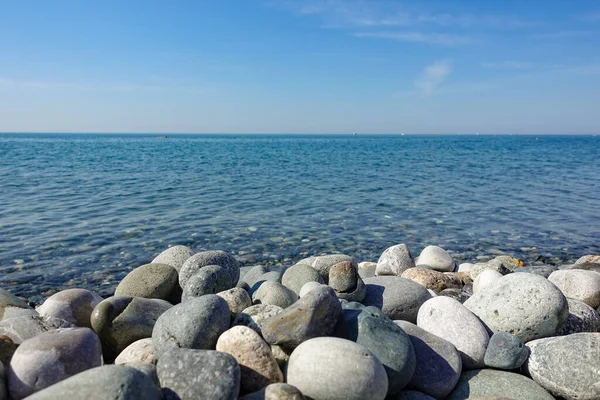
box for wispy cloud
[354,31,473,45]
[534,30,596,39]
[415,60,452,96]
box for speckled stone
[232,304,283,335]
[36,288,103,328]
[281,264,324,295]
[401,268,460,293]
[484,332,528,370]
[114,338,157,365]
[416,246,455,272]
[563,262,600,273]
[557,297,600,335]
[362,276,432,323]
[252,281,298,309]
[298,254,354,282]
[0,289,37,321]
[152,245,195,272]
[24,365,162,400]
[376,244,416,276]
[287,337,388,400]
[115,263,180,302]
[216,326,283,394]
[217,287,253,318]
[157,348,240,400]
[8,327,102,400]
[179,250,240,290]
[575,254,600,264]
[548,269,600,309]
[239,383,305,400]
[0,315,73,344]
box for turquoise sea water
[0,134,599,302]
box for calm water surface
[0,134,599,302]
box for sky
[1,0,600,134]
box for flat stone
[114,338,157,365]
[557,297,600,335]
[25,365,162,400]
[217,287,252,318]
[446,369,554,400]
[416,246,455,272]
[298,254,354,282]
[0,315,73,344]
[0,288,37,320]
[575,255,600,264]
[152,294,230,356]
[484,332,528,370]
[261,286,341,350]
[239,383,305,400]
[362,276,432,323]
[548,269,600,309]
[281,264,324,295]
[115,263,180,302]
[252,281,298,309]
[287,337,388,400]
[376,244,416,276]
[179,250,240,290]
[395,321,462,399]
[526,333,600,400]
[36,288,103,328]
[358,261,377,278]
[152,245,195,272]
[157,348,240,400]
[182,265,236,300]
[232,304,283,336]
[91,296,171,361]
[473,269,503,293]
[8,327,102,400]
[463,272,568,342]
[401,268,460,293]
[216,326,283,394]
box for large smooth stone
[463,273,568,342]
[35,288,103,328]
[526,333,600,400]
[157,348,240,400]
[115,263,180,302]
[362,276,432,322]
[401,268,460,293]
[548,269,600,309]
[8,327,102,400]
[182,265,236,300]
[91,296,171,360]
[261,286,341,350]
[416,246,455,272]
[0,289,37,320]
[216,326,283,394]
[152,245,195,272]
[473,269,503,293]
[417,297,489,369]
[179,250,240,290]
[484,332,528,370]
[287,337,388,400]
[217,288,253,318]
[249,271,283,295]
[25,365,162,400]
[557,297,600,335]
[152,294,230,356]
[252,281,298,309]
[281,264,324,295]
[115,338,157,365]
[395,321,462,399]
[232,304,283,335]
[298,282,325,298]
[376,244,416,276]
[238,266,269,289]
[239,383,305,400]
[298,254,354,283]
[447,369,554,400]
[0,315,73,344]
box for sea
[0,133,599,303]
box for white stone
[299,282,325,298]
[417,246,455,272]
[473,269,503,293]
[548,270,600,309]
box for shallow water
[1,134,599,303]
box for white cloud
[415,60,452,96]
[355,31,473,45]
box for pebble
[239,383,305,400]
[394,321,462,399]
[362,276,432,322]
[261,285,341,350]
[328,261,358,292]
[376,244,416,276]
[152,245,195,271]
[232,304,283,335]
[416,246,455,272]
[556,297,600,335]
[152,294,230,356]
[358,261,377,278]
[114,338,157,365]
[0,315,73,344]
[401,267,460,293]
[157,348,240,400]
[252,281,298,309]
[182,265,237,300]
[298,281,324,297]
[548,269,600,309]
[286,337,388,400]
[281,264,324,295]
[473,269,503,293]
[8,327,102,399]
[216,326,283,394]
[464,272,569,342]
[484,332,528,370]
[35,288,103,328]
[298,254,354,282]
[526,332,600,400]
[217,287,253,318]
[0,288,37,320]
[115,263,180,302]
[24,365,162,400]
[179,250,240,291]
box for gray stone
[416,246,455,272]
[328,261,358,292]
[36,288,103,328]
[463,272,569,342]
[281,264,324,295]
[358,261,377,278]
[438,288,470,303]
[152,294,230,356]
[518,265,558,278]
[152,245,195,271]
[298,254,354,282]
[252,281,298,309]
[390,391,437,400]
[376,244,416,276]
[575,254,600,264]
[216,326,283,394]
[25,365,162,400]
[298,281,325,298]
[336,275,367,302]
[238,266,269,289]
[394,321,462,399]
[0,289,37,321]
[232,304,283,335]
[91,296,171,361]
[469,259,511,280]
[249,271,284,295]
[182,265,236,300]
[217,287,252,318]
[548,269,600,309]
[484,332,528,370]
[261,286,341,350]
[114,338,157,365]
[417,296,489,369]
[239,383,305,400]
[564,262,600,273]
[493,256,525,271]
[179,250,240,290]
[0,315,73,344]
[115,263,180,302]
[8,327,102,400]
[270,344,291,371]
[0,335,16,365]
[557,297,600,335]
[122,362,159,385]
[287,337,388,400]
[157,348,240,400]
[362,276,432,323]
[401,267,460,293]
[526,333,600,400]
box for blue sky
[1,0,599,134]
